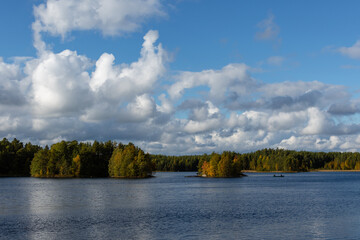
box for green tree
[218,152,232,177]
[30,148,50,177]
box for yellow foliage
[72,155,81,177]
[355,162,360,170]
[340,162,345,170]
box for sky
[1,0,360,155]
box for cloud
[328,102,360,115]
[28,49,93,117]
[31,0,165,54]
[267,56,285,66]
[302,107,332,135]
[147,58,360,154]
[118,94,157,123]
[255,13,280,42]
[179,100,220,121]
[0,116,20,132]
[338,40,360,59]
[168,63,257,103]
[82,30,167,122]
[184,118,222,134]
[181,100,222,133]
[258,81,349,111]
[259,81,324,98]
[213,78,348,113]
[268,111,307,132]
[0,59,26,106]
[33,0,164,38]
[259,90,323,111]
[3,0,360,155]
[89,30,166,102]
[157,93,173,114]
[279,135,342,151]
[0,28,172,147]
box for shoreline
[241,170,297,173]
[2,170,360,179]
[313,169,360,172]
[242,169,360,173]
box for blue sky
[1,0,360,154]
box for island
[197,152,244,177]
[108,143,153,178]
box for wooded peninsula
[1,138,360,178]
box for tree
[30,141,115,178]
[72,155,81,177]
[30,148,50,177]
[198,152,243,178]
[208,153,220,177]
[108,143,153,178]
[218,152,232,177]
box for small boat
[273,174,284,177]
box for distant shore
[242,170,296,173]
[242,169,360,173]
[314,169,360,172]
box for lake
[1,172,360,239]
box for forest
[1,138,360,178]
[30,140,115,177]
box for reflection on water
[1,172,360,240]
[25,179,154,239]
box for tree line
[236,148,360,172]
[30,140,115,177]
[150,154,202,172]
[2,138,360,178]
[30,141,154,178]
[0,138,41,176]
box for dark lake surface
[1,172,360,239]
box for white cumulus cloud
[28,50,93,117]
[33,0,164,38]
[302,107,332,135]
[168,63,256,103]
[83,30,167,122]
[90,30,166,102]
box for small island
[197,152,244,178]
[108,143,153,178]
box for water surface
[1,172,360,239]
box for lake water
[1,172,360,240]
